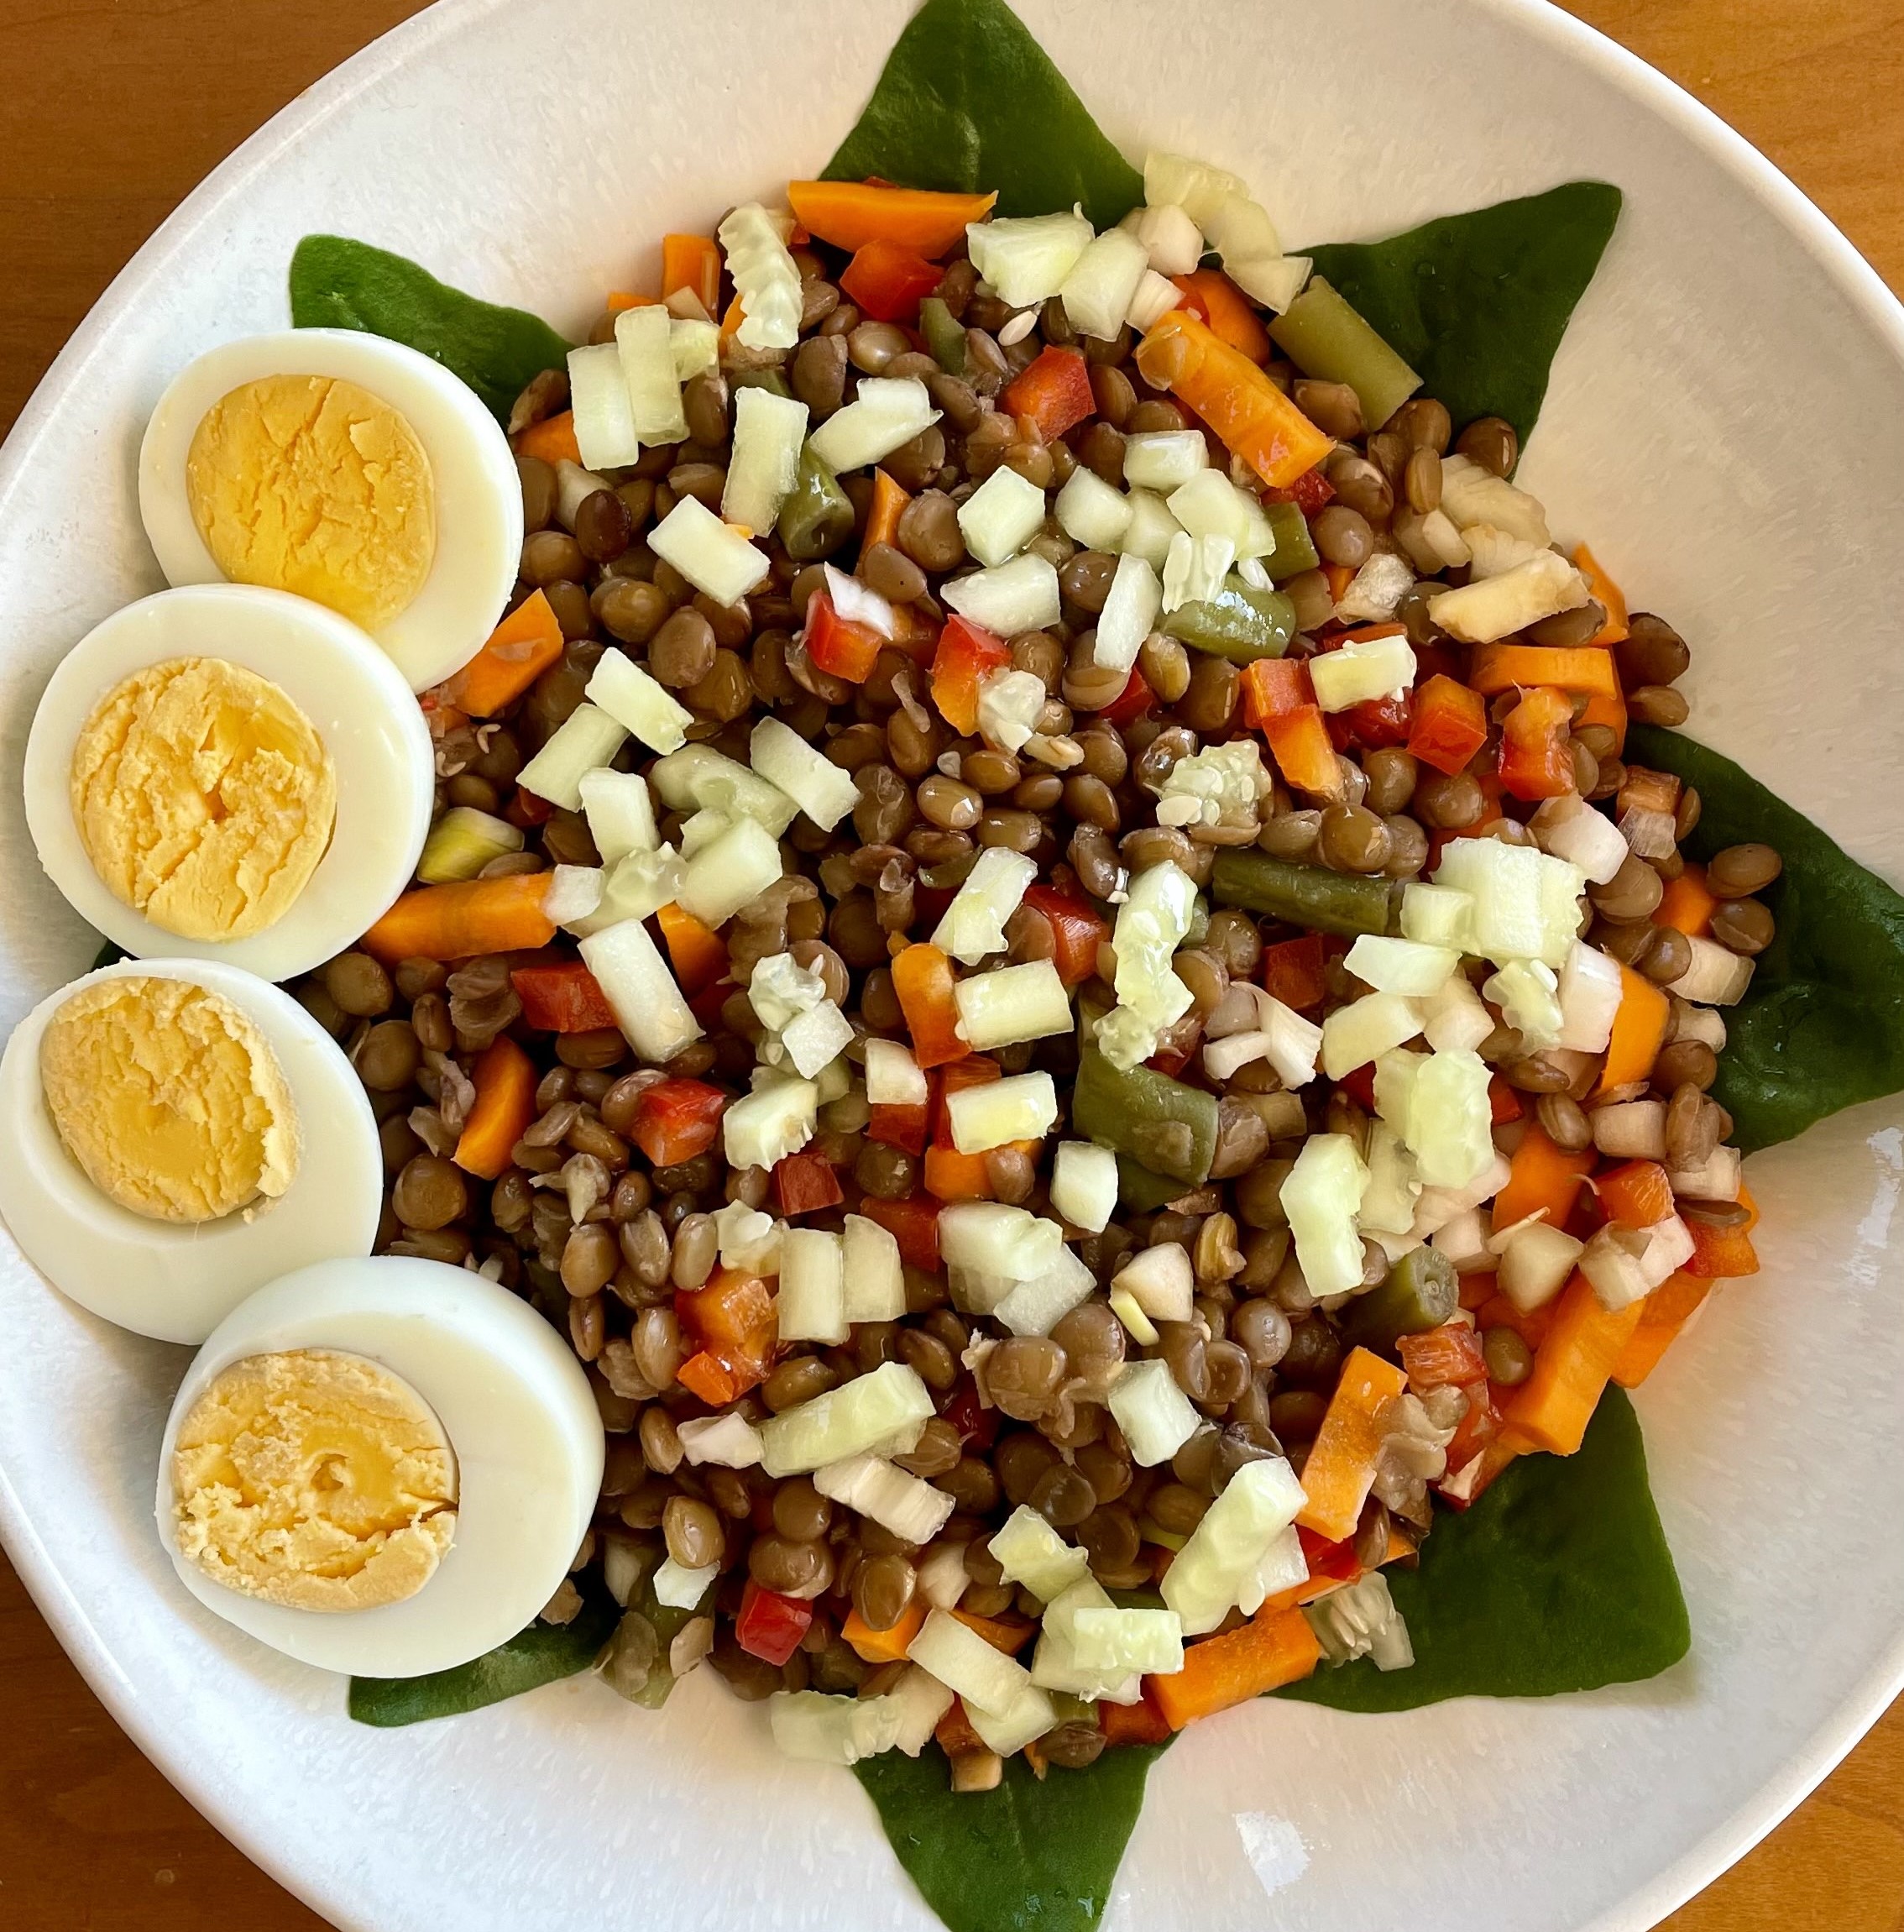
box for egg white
[138,328,523,692]
[154,1256,604,1678]
[24,584,433,982]
[0,958,383,1344]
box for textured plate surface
[1,1,1901,1928]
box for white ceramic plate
[3,2,1902,1929]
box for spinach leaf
[1626,724,1904,1153]
[290,234,571,424]
[855,1742,1168,1932]
[1279,1386,1687,1712]
[822,0,1143,228]
[349,1594,615,1727]
[1305,181,1622,448]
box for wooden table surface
[3,0,1902,1924]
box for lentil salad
[300,157,1767,1783]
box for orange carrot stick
[453,1037,538,1181]
[1596,1160,1674,1228]
[862,468,911,558]
[1493,1123,1595,1233]
[1572,543,1629,645]
[662,234,721,315]
[1468,642,1620,699]
[1597,963,1671,1095]
[1295,1347,1408,1542]
[892,942,968,1069]
[1612,1270,1713,1388]
[1100,1685,1173,1747]
[1654,862,1718,940]
[656,902,729,997]
[1134,310,1333,489]
[1501,1272,1645,1454]
[441,589,565,716]
[841,1599,927,1664]
[1148,1607,1322,1729]
[786,181,997,259]
[362,873,556,964]
[1170,269,1273,364]
[515,411,580,466]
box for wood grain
[0,0,1900,1926]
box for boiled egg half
[0,958,381,1343]
[155,1256,604,1678]
[24,584,433,982]
[139,328,522,691]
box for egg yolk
[185,374,437,632]
[70,656,336,942]
[172,1348,458,1615]
[39,975,300,1224]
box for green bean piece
[1074,1044,1219,1186]
[1162,583,1296,663]
[1268,276,1421,434]
[730,368,794,400]
[1261,500,1321,582]
[920,296,967,378]
[777,444,855,561]
[1210,851,1399,938]
[1116,1153,1187,1214]
[1337,1246,1460,1353]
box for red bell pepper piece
[1336,1065,1378,1113]
[629,1078,727,1167]
[1263,704,1343,799]
[677,1267,776,1353]
[1264,468,1335,516]
[1488,1075,1523,1125]
[735,1580,813,1666]
[1683,1217,1760,1278]
[929,615,1012,735]
[509,960,619,1033]
[941,1375,997,1451]
[803,589,886,684]
[1295,1526,1364,1586]
[1021,884,1109,987]
[1101,664,1154,725]
[866,1101,930,1156]
[774,1148,844,1217]
[1328,689,1415,752]
[1398,1322,1489,1392]
[505,784,555,829]
[1261,934,1330,1012]
[1000,345,1095,441]
[1406,673,1489,777]
[1498,687,1576,801]
[858,1193,940,1272]
[839,238,944,323]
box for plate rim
[3,1,1903,1928]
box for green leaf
[822,0,1143,228]
[1305,181,1623,448]
[1626,724,1904,1153]
[1279,1386,1688,1712]
[855,1742,1168,1932]
[348,1594,615,1727]
[289,234,571,424]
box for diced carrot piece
[1572,543,1629,645]
[1597,964,1671,1095]
[1493,1123,1595,1233]
[452,1037,538,1181]
[1500,1272,1645,1454]
[892,943,968,1069]
[1148,1608,1322,1729]
[1597,1160,1674,1228]
[1239,656,1313,728]
[1612,1270,1713,1387]
[363,873,555,964]
[661,234,721,314]
[656,902,729,997]
[841,1599,927,1663]
[606,291,659,312]
[786,182,997,259]
[1468,643,1620,700]
[676,1269,776,1353]
[950,1608,1036,1654]
[442,589,566,717]
[1683,1188,1760,1278]
[1654,862,1718,940]
[1578,681,1628,757]
[862,467,911,558]
[1263,704,1345,799]
[1295,1347,1408,1542]
[1169,269,1272,363]
[923,1143,996,1202]
[1618,766,1682,819]
[1100,1685,1174,1746]
[934,1698,988,1757]
[1134,310,1332,488]
[515,411,580,465]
